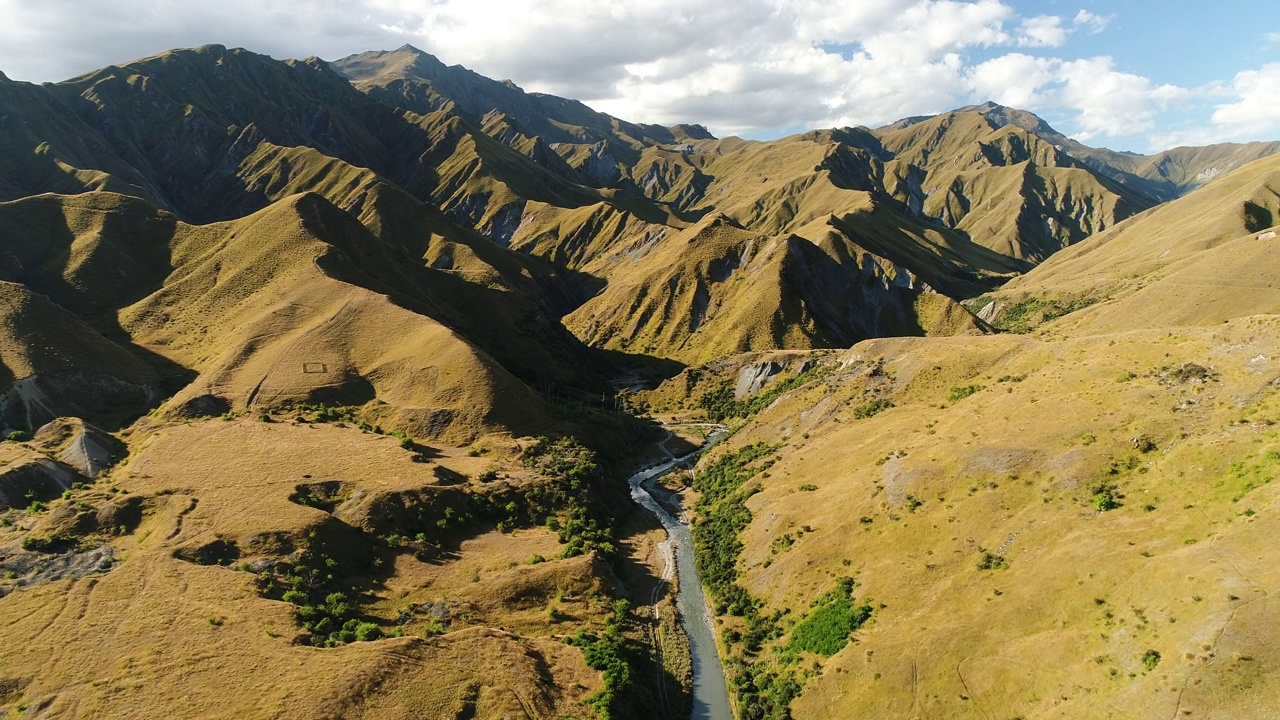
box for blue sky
[963,0,1280,150]
[0,1,1276,152]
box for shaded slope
[0,281,160,433]
[0,191,619,441]
[115,192,551,440]
[874,110,1154,262]
[3,44,615,245]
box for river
[628,427,733,720]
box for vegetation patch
[787,577,873,657]
[1142,649,1162,672]
[256,534,391,647]
[852,397,893,419]
[992,296,1101,334]
[1156,362,1218,385]
[976,550,1009,570]
[691,443,874,718]
[1224,449,1279,502]
[698,364,831,422]
[522,436,618,559]
[566,599,639,720]
[1090,482,1123,511]
[947,384,983,402]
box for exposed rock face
[734,362,785,399]
[33,417,127,479]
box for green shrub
[567,601,639,720]
[994,296,1099,333]
[977,550,1008,570]
[698,365,831,421]
[853,398,892,419]
[354,622,382,642]
[947,385,983,402]
[1091,482,1122,511]
[1142,649,1161,671]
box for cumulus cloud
[1054,57,1190,140]
[1017,15,1067,47]
[1208,64,1280,135]
[1073,10,1113,34]
[0,0,1269,151]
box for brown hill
[565,212,985,364]
[979,152,1280,335]
[0,190,617,442]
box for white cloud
[0,0,1270,151]
[1147,63,1280,148]
[1054,56,1189,140]
[1073,10,1113,34]
[1209,64,1280,135]
[1017,15,1067,47]
[967,53,1056,108]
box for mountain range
[0,42,1278,720]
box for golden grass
[677,317,1280,718]
[0,417,614,719]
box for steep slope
[0,44,616,246]
[0,280,160,433]
[333,45,712,183]
[980,152,1280,335]
[874,110,1154,262]
[565,213,984,364]
[1,45,1248,368]
[0,190,622,441]
[117,192,552,441]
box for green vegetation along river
[629,427,732,720]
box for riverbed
[629,429,732,720]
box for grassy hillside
[627,152,1280,719]
[978,152,1280,335]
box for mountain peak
[958,101,1067,143]
[331,45,447,83]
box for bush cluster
[698,365,831,421]
[566,599,638,720]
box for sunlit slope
[564,213,985,364]
[661,317,1280,719]
[0,191,581,441]
[983,153,1280,334]
[875,110,1152,262]
[636,147,1280,719]
[0,417,612,719]
[117,193,549,441]
[3,45,614,242]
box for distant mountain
[1,44,1276,367]
[959,100,1280,200]
[981,151,1280,334]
